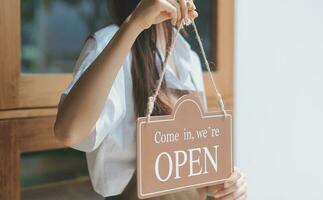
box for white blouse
[58,24,207,197]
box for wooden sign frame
[137,94,233,199]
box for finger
[182,10,198,26]
[188,10,198,21]
[177,0,188,20]
[206,184,224,195]
[167,0,182,25]
[216,183,247,200]
[224,167,242,188]
[197,187,208,198]
[187,0,196,10]
[213,175,245,198]
[158,0,178,25]
[155,12,172,24]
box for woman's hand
[129,0,198,31]
[207,167,247,200]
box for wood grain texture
[206,0,235,111]
[0,0,20,109]
[21,177,103,200]
[0,108,58,120]
[0,0,73,110]
[0,120,20,200]
[17,117,65,153]
[17,74,72,109]
[1,73,72,109]
[215,0,235,103]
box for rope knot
[144,20,228,121]
[147,96,155,116]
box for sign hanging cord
[191,21,228,117]
[146,20,228,122]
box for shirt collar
[174,31,193,80]
[156,29,193,83]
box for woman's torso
[59,24,207,197]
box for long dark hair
[109,0,175,117]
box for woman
[54,0,247,199]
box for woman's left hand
[206,167,247,200]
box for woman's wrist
[122,14,145,38]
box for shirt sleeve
[58,27,127,152]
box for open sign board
[137,94,233,199]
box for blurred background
[235,0,323,199]
[21,0,213,74]
[0,0,322,199]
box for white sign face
[137,94,233,199]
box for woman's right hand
[129,0,198,31]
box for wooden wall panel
[0,120,20,200]
[204,73,233,108]
[17,117,65,153]
[0,108,57,120]
[0,117,64,199]
[215,0,235,106]
[207,0,235,111]
[18,74,72,109]
[0,0,73,110]
[0,0,20,109]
